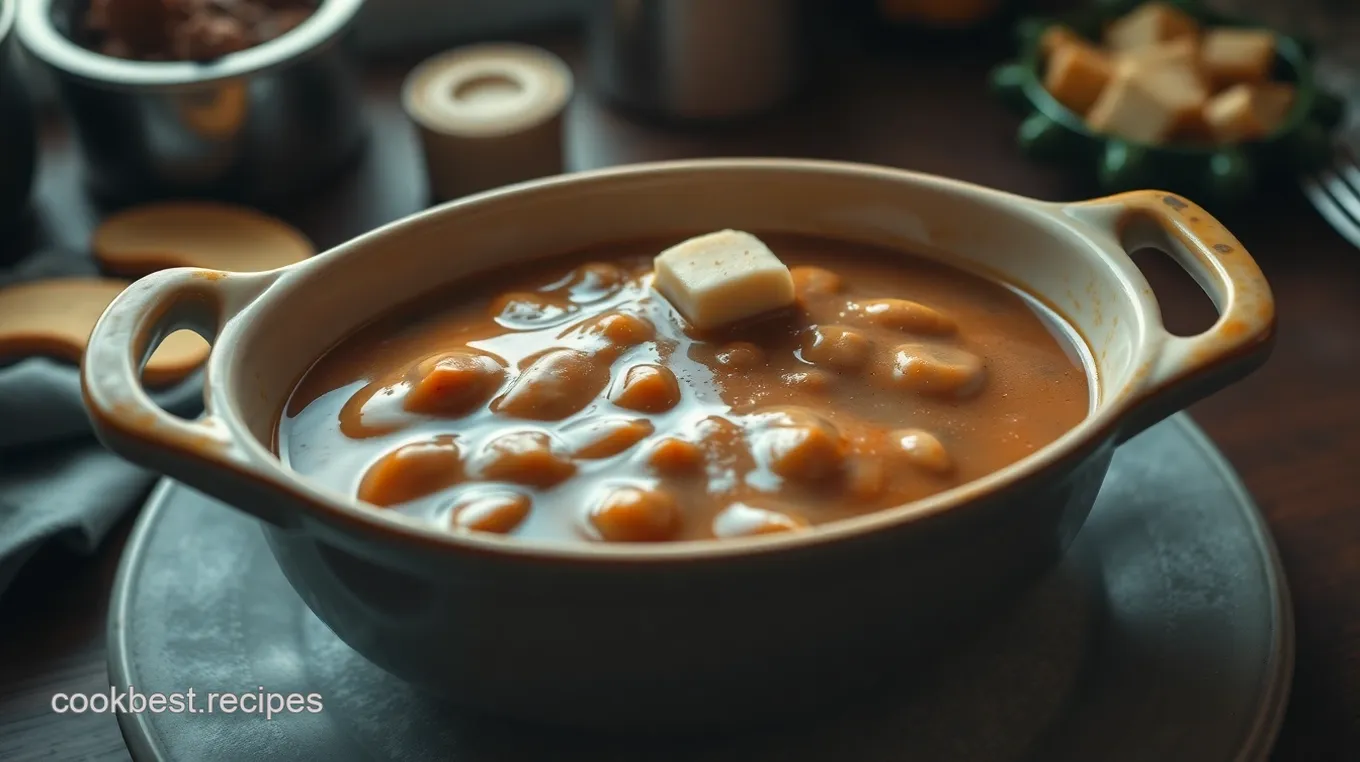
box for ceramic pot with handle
[80,159,1274,730]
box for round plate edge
[1174,419,1296,762]
[105,415,1296,762]
[109,477,180,762]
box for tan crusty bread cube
[1086,62,1208,144]
[1105,2,1198,51]
[1203,82,1295,142]
[1113,36,1211,138]
[1045,42,1113,115]
[1115,36,1200,76]
[1132,60,1210,113]
[1040,25,1086,59]
[1201,28,1275,84]
[1086,75,1177,143]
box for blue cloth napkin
[0,253,204,597]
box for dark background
[2,6,1358,759]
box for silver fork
[1299,23,1360,248]
[1302,141,1360,249]
[1300,48,1360,247]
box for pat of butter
[652,230,795,330]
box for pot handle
[1065,191,1275,443]
[81,267,297,527]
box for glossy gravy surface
[279,235,1090,543]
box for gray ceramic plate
[108,415,1292,762]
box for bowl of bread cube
[990,0,1344,207]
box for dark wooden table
[2,31,1358,761]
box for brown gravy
[278,234,1091,543]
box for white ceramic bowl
[81,159,1274,729]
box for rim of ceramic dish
[192,158,1186,563]
[104,417,1296,761]
[16,0,364,90]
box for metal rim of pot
[16,0,366,92]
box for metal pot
[16,0,368,205]
[587,0,810,121]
